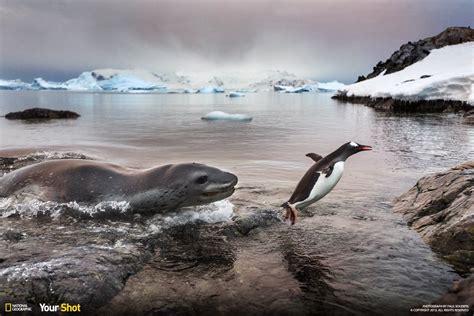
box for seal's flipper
[306,153,323,163]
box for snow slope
[340,42,474,104]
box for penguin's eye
[196,175,208,184]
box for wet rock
[5,107,80,120]
[230,208,281,236]
[393,161,474,274]
[358,27,474,81]
[435,275,474,314]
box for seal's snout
[224,172,238,187]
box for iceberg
[198,86,225,93]
[316,81,346,92]
[31,78,66,90]
[64,72,103,91]
[339,42,474,104]
[0,79,31,90]
[97,74,166,92]
[201,111,253,122]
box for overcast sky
[0,0,472,82]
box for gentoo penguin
[282,141,372,224]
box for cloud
[0,0,472,82]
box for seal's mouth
[202,185,235,197]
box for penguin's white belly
[296,161,344,208]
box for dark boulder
[5,107,80,120]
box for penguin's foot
[283,204,297,225]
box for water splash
[0,197,131,219]
[0,196,234,227]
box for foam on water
[0,197,131,219]
[145,200,234,234]
[0,196,234,228]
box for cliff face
[357,27,474,82]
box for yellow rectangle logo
[5,303,12,312]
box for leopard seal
[0,159,238,213]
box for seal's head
[182,163,238,206]
[141,163,238,210]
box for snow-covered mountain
[337,42,474,104]
[0,68,345,93]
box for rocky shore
[331,94,472,113]
[333,27,474,113]
[394,161,474,311]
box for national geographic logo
[4,303,33,312]
[39,303,81,312]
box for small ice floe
[226,91,245,97]
[184,88,199,94]
[201,111,253,122]
[198,86,225,93]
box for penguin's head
[346,141,372,155]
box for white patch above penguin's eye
[349,141,358,147]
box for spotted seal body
[0,159,238,213]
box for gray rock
[393,161,474,274]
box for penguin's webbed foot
[283,204,297,225]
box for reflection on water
[0,91,472,314]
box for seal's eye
[196,175,208,184]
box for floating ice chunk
[198,86,225,93]
[201,111,253,121]
[184,88,199,94]
[227,91,245,97]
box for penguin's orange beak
[358,145,372,151]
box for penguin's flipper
[305,153,323,163]
[323,165,334,178]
